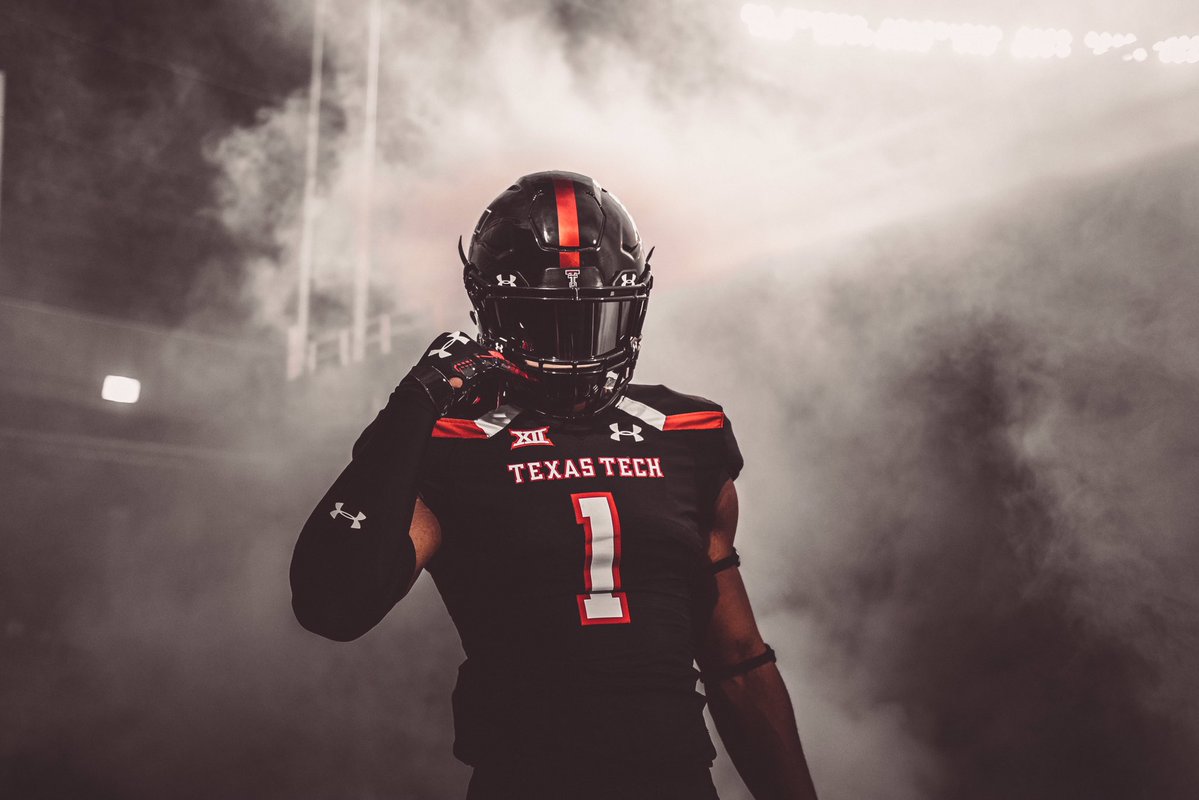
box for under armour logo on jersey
[495,274,518,286]
[330,502,366,529]
[565,269,581,288]
[617,273,638,287]
[427,331,470,358]
[510,426,554,449]
[610,423,644,442]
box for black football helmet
[460,170,652,418]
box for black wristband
[700,645,777,684]
[406,364,455,415]
[710,547,740,574]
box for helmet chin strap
[501,366,630,420]
[479,330,640,419]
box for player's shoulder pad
[430,402,525,440]
[622,384,743,480]
[618,384,729,431]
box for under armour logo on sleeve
[330,502,366,529]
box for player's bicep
[409,496,442,581]
[699,479,768,669]
[707,477,739,561]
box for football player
[290,171,819,800]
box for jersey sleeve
[669,388,743,485]
[415,413,482,522]
[717,410,744,483]
[674,395,743,533]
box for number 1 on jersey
[572,492,631,625]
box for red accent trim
[431,418,487,438]
[663,411,725,431]
[553,178,580,268]
[572,491,631,626]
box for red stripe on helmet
[553,178,580,268]
[432,418,488,438]
[662,411,725,431]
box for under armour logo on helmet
[330,502,366,529]
[610,423,644,442]
[427,331,471,359]
[495,274,518,286]
[617,273,638,287]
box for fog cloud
[197,2,1199,798]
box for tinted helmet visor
[480,295,647,363]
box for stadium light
[1154,36,1199,64]
[741,4,1198,67]
[1010,27,1072,60]
[1085,31,1137,55]
[101,375,141,404]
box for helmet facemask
[465,272,650,418]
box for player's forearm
[707,663,819,800]
[289,376,438,641]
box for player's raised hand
[407,331,531,414]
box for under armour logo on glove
[419,332,529,384]
[410,331,533,414]
[330,502,366,529]
[427,331,471,359]
[610,423,644,442]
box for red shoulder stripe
[432,418,488,439]
[663,411,725,431]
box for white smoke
[204,2,1199,798]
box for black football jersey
[418,384,743,769]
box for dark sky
[0,0,309,330]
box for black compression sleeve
[289,374,439,641]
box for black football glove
[406,331,531,415]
